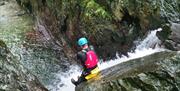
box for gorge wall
[0,0,179,90]
[15,0,180,61]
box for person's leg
[75,75,86,86]
[71,70,88,86]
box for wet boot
[71,78,78,86]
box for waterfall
[136,28,162,49]
[98,28,164,70]
[49,28,165,91]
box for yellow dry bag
[85,67,100,80]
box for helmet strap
[82,44,88,49]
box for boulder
[157,23,180,51]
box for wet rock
[76,51,180,91]
[0,0,9,6]
[0,2,5,6]
[0,40,48,91]
[157,23,180,51]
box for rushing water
[48,28,165,91]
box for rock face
[76,51,180,91]
[15,0,180,60]
[157,23,180,51]
[0,40,48,91]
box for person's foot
[71,78,77,86]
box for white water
[49,28,165,91]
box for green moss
[46,0,53,8]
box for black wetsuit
[73,46,97,86]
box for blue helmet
[78,37,88,46]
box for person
[71,37,99,86]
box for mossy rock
[0,40,48,91]
[0,40,8,57]
[156,24,172,42]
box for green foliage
[46,0,53,8]
[81,0,111,20]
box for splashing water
[136,28,162,49]
[47,65,81,91]
[49,28,164,91]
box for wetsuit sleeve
[89,45,95,51]
[77,51,87,67]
